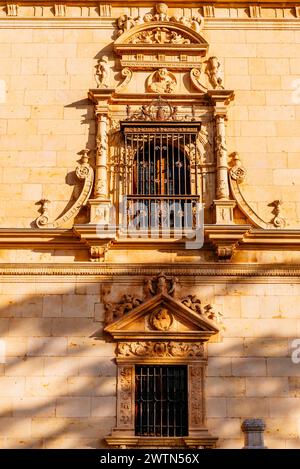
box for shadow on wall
[0,279,299,448]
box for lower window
[135,365,188,437]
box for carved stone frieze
[130,27,191,45]
[147,68,177,93]
[117,341,204,358]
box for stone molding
[1,262,300,278]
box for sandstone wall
[0,23,299,227]
[0,278,299,448]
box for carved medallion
[149,308,173,331]
[147,68,177,94]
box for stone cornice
[1,262,300,279]
[1,226,300,251]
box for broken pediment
[104,293,219,342]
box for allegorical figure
[95,56,111,88]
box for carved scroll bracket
[35,150,94,229]
[229,152,288,229]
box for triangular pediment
[105,293,218,341]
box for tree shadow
[0,276,299,448]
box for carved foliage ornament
[118,341,204,358]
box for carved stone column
[208,90,236,224]
[215,115,230,200]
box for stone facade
[0,0,300,449]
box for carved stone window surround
[104,292,219,448]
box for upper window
[135,365,188,437]
[132,136,191,196]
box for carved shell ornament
[149,308,173,331]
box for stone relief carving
[105,294,143,324]
[117,341,204,358]
[149,308,173,331]
[54,4,66,17]
[119,366,133,426]
[130,27,191,45]
[206,56,224,90]
[147,68,177,93]
[117,3,204,37]
[144,272,180,298]
[190,366,204,425]
[126,96,179,122]
[181,294,222,323]
[95,56,111,89]
[35,150,94,229]
[89,242,112,263]
[269,200,286,228]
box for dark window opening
[135,365,188,437]
[132,140,191,196]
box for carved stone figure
[148,68,177,94]
[206,56,224,89]
[95,56,111,88]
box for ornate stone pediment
[115,21,209,49]
[105,292,219,343]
